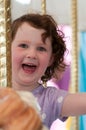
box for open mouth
[22,64,37,73]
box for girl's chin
[20,78,36,84]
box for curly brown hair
[11,13,67,82]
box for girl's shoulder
[44,86,68,99]
[32,84,68,101]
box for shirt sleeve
[47,87,68,121]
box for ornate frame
[0,0,11,87]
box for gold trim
[0,0,6,87]
[41,0,46,14]
[4,0,12,87]
[70,0,79,130]
[0,0,11,87]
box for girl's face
[12,22,53,90]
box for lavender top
[32,85,68,128]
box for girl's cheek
[12,54,20,63]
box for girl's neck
[12,81,40,92]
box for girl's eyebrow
[16,40,30,43]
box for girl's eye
[19,44,28,48]
[37,47,47,52]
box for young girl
[11,13,86,129]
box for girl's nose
[26,48,37,59]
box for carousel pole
[0,0,11,87]
[70,0,79,129]
[4,0,12,87]
[0,0,6,87]
[41,0,46,14]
